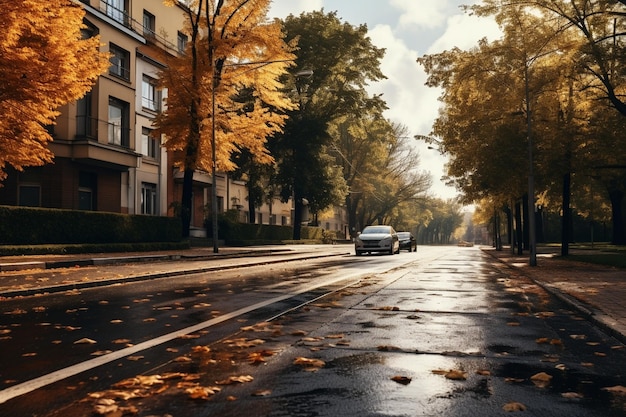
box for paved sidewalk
[483,246,626,344]
[0,244,624,344]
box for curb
[482,248,626,345]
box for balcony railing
[98,0,179,55]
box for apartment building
[0,0,348,239]
[0,1,182,214]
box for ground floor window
[141,182,157,215]
[78,172,97,211]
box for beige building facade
[0,0,348,239]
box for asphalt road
[1,246,625,417]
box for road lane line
[0,267,384,404]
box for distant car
[397,231,417,252]
[355,225,399,256]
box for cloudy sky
[268,0,502,200]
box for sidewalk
[0,245,624,344]
[483,246,626,344]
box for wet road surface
[1,246,625,416]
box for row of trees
[418,0,626,250]
[156,2,453,240]
[0,0,463,243]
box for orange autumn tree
[157,0,296,237]
[0,0,110,183]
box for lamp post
[209,59,299,253]
[524,65,537,267]
[211,67,219,253]
[291,69,313,241]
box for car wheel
[356,250,362,256]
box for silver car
[355,225,400,256]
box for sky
[268,0,502,201]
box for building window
[76,91,94,138]
[79,172,97,211]
[18,169,42,207]
[177,31,188,53]
[141,182,157,215]
[270,214,276,225]
[141,75,160,111]
[108,97,130,147]
[103,0,128,25]
[141,127,158,159]
[281,216,288,226]
[143,10,155,38]
[217,196,224,214]
[109,43,130,81]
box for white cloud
[367,25,456,199]
[428,13,502,53]
[268,0,322,19]
[389,0,448,29]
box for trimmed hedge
[217,215,325,244]
[0,205,182,245]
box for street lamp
[291,69,314,241]
[524,65,537,267]
[209,58,297,253]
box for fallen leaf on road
[391,375,412,385]
[376,306,400,311]
[476,369,491,376]
[191,345,211,354]
[216,375,254,385]
[93,398,117,415]
[445,370,468,380]
[74,338,97,345]
[502,401,526,411]
[112,339,131,345]
[173,356,191,363]
[603,385,626,395]
[294,357,325,371]
[110,319,123,324]
[252,389,272,396]
[186,386,221,400]
[91,350,112,356]
[562,392,583,399]
[530,372,552,388]
[126,356,144,361]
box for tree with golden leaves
[0,0,110,183]
[157,0,296,238]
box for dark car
[354,225,400,256]
[397,231,416,252]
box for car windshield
[362,226,391,234]
[397,232,410,238]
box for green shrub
[0,205,182,245]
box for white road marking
[0,264,396,404]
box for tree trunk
[515,200,523,255]
[247,196,255,224]
[609,188,626,245]
[561,172,571,256]
[181,169,193,238]
[293,193,303,240]
[522,194,529,250]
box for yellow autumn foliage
[156,0,296,174]
[0,0,110,182]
